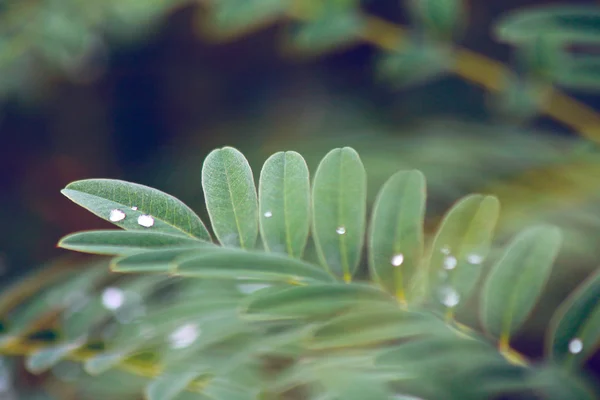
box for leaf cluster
[2,146,599,399]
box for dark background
[2,0,598,279]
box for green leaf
[376,336,498,369]
[202,147,258,248]
[146,371,205,400]
[308,308,443,349]
[62,179,211,240]
[85,351,131,375]
[312,147,367,281]
[314,369,392,400]
[547,268,600,367]
[26,342,83,374]
[173,248,335,283]
[241,283,394,321]
[494,5,600,45]
[426,194,500,313]
[406,0,466,39]
[258,151,310,258]
[368,170,426,302]
[482,225,562,344]
[58,230,206,256]
[111,248,210,273]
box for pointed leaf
[427,194,500,312]
[547,268,600,367]
[62,179,210,240]
[111,248,210,273]
[482,225,562,342]
[312,147,367,281]
[58,230,206,256]
[241,283,394,321]
[173,249,335,283]
[85,350,131,375]
[368,170,426,302]
[26,342,82,374]
[258,151,310,258]
[202,147,258,248]
[308,308,443,349]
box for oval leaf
[427,194,500,313]
[482,225,562,344]
[312,147,367,281]
[58,230,206,256]
[547,268,600,367]
[173,249,335,283]
[62,179,211,240]
[241,283,394,321]
[202,147,258,248]
[368,170,426,302]
[258,151,310,258]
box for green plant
[2,146,599,399]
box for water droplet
[467,254,484,264]
[237,283,271,294]
[440,246,451,255]
[131,206,138,211]
[568,338,583,354]
[443,256,457,270]
[169,323,200,349]
[109,209,126,222]
[336,226,346,235]
[391,254,404,267]
[137,214,154,227]
[264,211,273,218]
[101,287,124,310]
[438,286,460,308]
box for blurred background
[1,0,600,397]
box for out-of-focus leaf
[201,0,287,40]
[494,5,600,45]
[482,225,562,342]
[0,263,109,338]
[406,0,466,39]
[202,147,258,248]
[241,283,393,321]
[61,179,210,240]
[286,9,364,56]
[110,248,209,273]
[146,370,206,400]
[58,230,206,255]
[314,368,392,400]
[376,40,454,89]
[26,342,83,374]
[258,151,310,258]
[308,308,443,349]
[312,147,367,281]
[426,194,500,314]
[547,268,600,367]
[368,170,426,301]
[173,248,335,283]
[553,56,600,92]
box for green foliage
[311,147,367,281]
[547,268,600,368]
[482,226,562,343]
[202,147,258,249]
[368,170,425,301]
[1,146,599,399]
[258,151,311,258]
